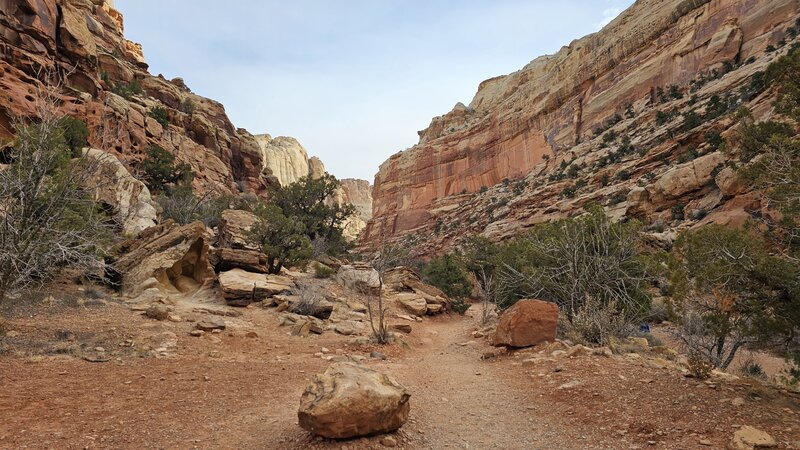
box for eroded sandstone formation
[0,0,270,196]
[256,134,311,186]
[335,178,374,239]
[0,0,373,239]
[362,0,800,252]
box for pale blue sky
[117,1,634,181]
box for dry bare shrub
[0,69,111,303]
[562,298,629,346]
[289,283,324,317]
[687,351,714,379]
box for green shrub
[139,145,193,194]
[564,298,628,346]
[743,361,765,378]
[450,298,471,315]
[422,253,472,300]
[248,202,312,274]
[670,226,800,369]
[738,120,794,162]
[148,106,169,128]
[266,174,355,256]
[180,98,195,115]
[314,263,335,279]
[669,84,683,100]
[704,131,723,149]
[57,116,89,158]
[0,110,109,303]
[111,79,143,99]
[671,203,685,220]
[476,206,650,322]
[682,110,702,131]
[765,46,800,120]
[560,184,577,198]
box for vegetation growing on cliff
[138,145,193,194]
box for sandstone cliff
[256,134,311,186]
[0,0,270,196]
[335,178,374,240]
[362,0,800,252]
[0,0,373,240]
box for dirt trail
[377,317,591,449]
[1,299,799,449]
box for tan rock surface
[493,299,558,348]
[730,426,777,450]
[255,135,310,186]
[217,209,258,250]
[394,293,428,316]
[218,269,295,306]
[111,220,214,295]
[298,363,410,439]
[335,264,381,295]
[82,148,157,235]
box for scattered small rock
[557,380,581,390]
[189,330,205,337]
[731,426,777,450]
[145,304,171,321]
[380,436,398,447]
[195,318,226,331]
[389,323,412,334]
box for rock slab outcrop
[111,220,213,294]
[493,299,558,348]
[298,363,410,439]
[217,268,294,306]
[335,264,381,295]
[82,148,157,235]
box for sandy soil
[1,289,799,450]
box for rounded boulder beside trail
[493,299,558,348]
[298,363,410,439]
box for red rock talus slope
[0,0,268,195]
[362,0,799,251]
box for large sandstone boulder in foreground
[218,268,294,306]
[82,148,157,235]
[111,220,214,294]
[493,299,558,348]
[298,363,410,439]
[335,264,381,295]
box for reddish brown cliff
[362,0,799,251]
[0,0,269,195]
